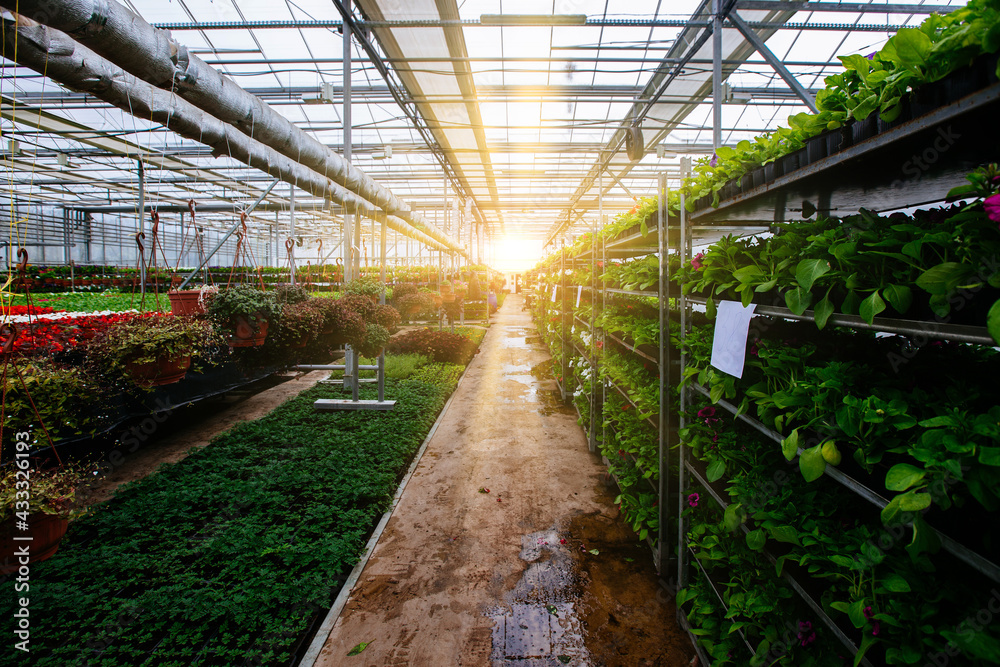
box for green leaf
[859,290,886,324]
[855,633,878,667]
[898,490,932,512]
[885,463,926,492]
[706,459,726,483]
[746,529,766,551]
[893,27,932,65]
[814,293,835,330]
[795,258,832,291]
[853,94,879,120]
[706,297,717,320]
[848,599,869,629]
[769,525,802,546]
[906,513,941,559]
[347,641,372,656]
[723,503,744,532]
[882,284,913,314]
[979,447,1000,467]
[781,428,800,461]
[882,573,911,593]
[732,265,765,283]
[589,548,600,555]
[785,286,812,316]
[988,299,1000,346]
[799,445,827,482]
[916,262,974,295]
[841,289,862,315]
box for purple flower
[984,193,1000,224]
[687,493,700,508]
[798,620,817,647]
[863,605,874,621]
[710,154,718,168]
[872,622,881,637]
[865,52,877,60]
[697,406,716,418]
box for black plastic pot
[697,195,711,210]
[851,115,878,144]
[806,135,828,164]
[825,125,852,155]
[720,180,737,201]
[877,98,912,134]
[750,166,766,188]
[780,148,806,176]
[740,174,753,192]
[763,161,782,182]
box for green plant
[344,276,384,300]
[386,327,479,364]
[271,301,325,347]
[204,285,280,333]
[355,323,391,358]
[1,360,100,448]
[87,313,220,377]
[0,462,93,522]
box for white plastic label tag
[710,300,757,378]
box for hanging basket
[227,316,268,348]
[125,353,192,387]
[442,292,456,303]
[0,513,69,574]
[167,290,207,316]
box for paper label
[710,301,757,379]
[551,285,558,302]
[576,286,583,308]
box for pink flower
[872,621,881,637]
[985,193,1000,224]
[697,406,716,418]
[687,493,700,507]
[690,252,705,271]
[798,621,817,647]
[864,606,874,620]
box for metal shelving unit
[670,78,1000,664]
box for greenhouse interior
[3,0,1000,665]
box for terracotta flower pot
[125,354,192,386]
[167,290,207,316]
[0,513,69,574]
[227,316,268,347]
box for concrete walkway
[316,294,695,667]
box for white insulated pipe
[0,14,452,253]
[0,0,464,256]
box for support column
[712,0,723,150]
[289,183,296,285]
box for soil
[73,370,329,510]
[315,294,695,667]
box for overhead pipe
[0,14,452,255]
[0,0,464,255]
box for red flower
[690,253,705,271]
[985,193,1000,225]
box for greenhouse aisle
[315,294,694,667]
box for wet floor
[315,294,694,667]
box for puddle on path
[487,529,590,666]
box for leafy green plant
[0,462,94,522]
[204,285,280,334]
[87,313,220,378]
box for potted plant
[315,299,366,347]
[0,463,91,573]
[167,284,217,316]
[88,313,220,387]
[272,300,325,349]
[355,323,392,359]
[204,285,279,348]
[2,360,101,450]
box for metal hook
[285,238,295,254]
[316,238,323,255]
[188,200,196,219]
[240,210,248,235]
[0,323,17,355]
[135,232,145,254]
[15,248,28,274]
[150,210,160,234]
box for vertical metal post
[137,160,146,299]
[560,239,567,401]
[657,172,671,578]
[343,0,355,393]
[379,209,387,403]
[289,183,296,285]
[677,158,691,590]
[712,0,723,150]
